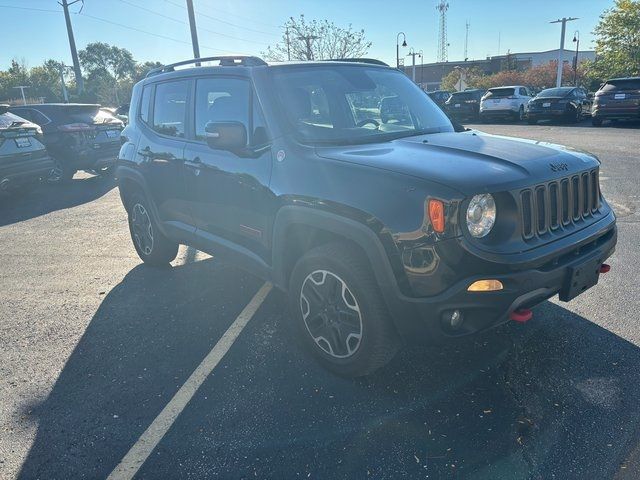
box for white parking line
[107,282,272,480]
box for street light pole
[572,30,580,86]
[396,32,407,69]
[407,48,422,83]
[550,17,578,88]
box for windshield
[271,65,453,144]
[486,87,515,98]
[449,92,478,101]
[601,79,640,92]
[537,88,572,98]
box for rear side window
[153,80,189,138]
[139,86,152,124]
[194,77,250,142]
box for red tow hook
[600,263,611,274]
[510,308,533,323]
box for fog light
[467,279,503,292]
[443,309,464,329]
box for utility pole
[407,48,422,83]
[297,35,319,60]
[60,0,84,95]
[13,86,29,105]
[550,17,578,88]
[185,0,201,64]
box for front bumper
[387,214,617,344]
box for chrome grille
[520,169,600,239]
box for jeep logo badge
[549,162,569,172]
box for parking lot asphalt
[1,121,639,480]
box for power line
[0,4,60,13]
[115,0,270,46]
[77,12,228,53]
[163,0,279,37]
[194,0,280,29]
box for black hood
[315,131,599,196]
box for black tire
[517,106,525,122]
[288,242,399,377]
[127,192,179,267]
[98,166,115,177]
[49,157,75,183]
[592,117,603,127]
[527,117,537,125]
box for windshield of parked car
[271,65,453,145]
[601,79,640,92]
[537,88,572,98]
[485,87,515,98]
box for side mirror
[205,121,247,152]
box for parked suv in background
[0,105,54,195]
[444,89,485,122]
[527,87,591,124]
[427,90,451,109]
[9,103,124,181]
[591,77,640,126]
[117,56,616,376]
[480,85,532,122]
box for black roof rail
[146,56,267,78]
[322,58,389,67]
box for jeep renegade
[117,57,617,377]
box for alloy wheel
[300,270,363,359]
[131,203,154,256]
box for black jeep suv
[117,56,617,376]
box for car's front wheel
[289,242,399,377]
[127,193,178,266]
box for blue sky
[0,0,614,70]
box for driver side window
[194,78,250,143]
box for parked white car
[480,85,532,122]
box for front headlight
[466,194,496,238]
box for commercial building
[403,48,596,91]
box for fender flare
[115,165,167,237]
[271,205,401,294]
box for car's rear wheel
[49,158,75,183]
[127,192,178,267]
[288,242,399,377]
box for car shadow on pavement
[15,259,640,479]
[0,174,115,227]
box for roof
[145,55,391,79]
[11,103,100,108]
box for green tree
[590,0,640,78]
[79,42,136,105]
[263,15,371,61]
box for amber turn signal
[428,199,445,233]
[467,279,504,292]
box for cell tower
[436,1,449,62]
